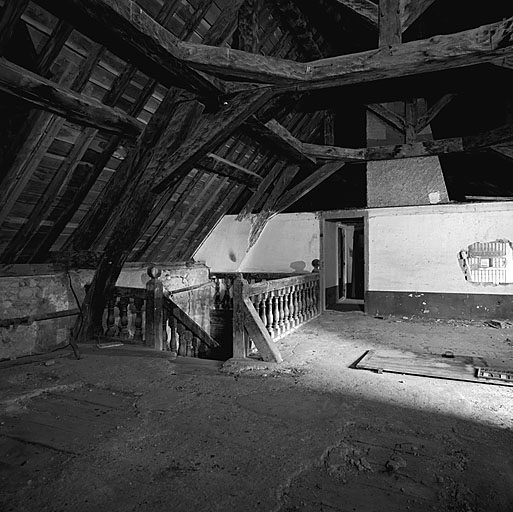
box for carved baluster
[162,313,169,351]
[105,297,118,336]
[118,297,129,338]
[133,297,144,341]
[296,285,304,325]
[282,286,291,333]
[177,322,187,356]
[169,315,178,355]
[288,286,295,328]
[292,285,299,326]
[313,280,319,315]
[304,283,311,320]
[222,277,232,310]
[198,340,209,359]
[184,330,194,357]
[258,293,267,329]
[213,277,221,309]
[277,289,285,336]
[271,291,280,337]
[265,292,274,337]
[192,335,200,358]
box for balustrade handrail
[246,273,319,296]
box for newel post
[232,274,248,359]
[146,266,164,350]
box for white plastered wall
[368,201,513,295]
[194,212,320,273]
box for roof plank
[0,58,144,137]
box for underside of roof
[1,0,513,273]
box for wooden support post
[145,266,164,351]
[232,274,247,359]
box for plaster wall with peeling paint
[194,213,320,273]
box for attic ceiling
[0,0,513,274]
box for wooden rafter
[401,0,437,32]
[235,0,261,53]
[274,162,347,213]
[243,118,317,167]
[303,122,513,162]
[152,88,274,193]
[334,0,378,28]
[416,94,456,133]
[65,93,204,253]
[34,0,226,96]
[379,0,401,47]
[0,58,143,137]
[198,153,263,190]
[367,103,405,133]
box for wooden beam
[416,93,456,133]
[491,145,513,161]
[185,16,513,90]
[203,0,245,46]
[401,0,437,32]
[199,153,263,190]
[243,118,317,166]
[274,162,347,213]
[272,0,324,59]
[0,58,143,137]
[65,92,203,253]
[152,88,274,193]
[242,297,282,363]
[334,0,378,28]
[235,0,260,53]
[0,0,31,55]
[379,0,401,47]
[367,103,405,133]
[303,122,513,162]
[35,0,225,96]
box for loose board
[355,349,513,386]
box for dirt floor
[1,310,513,512]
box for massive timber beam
[0,58,143,137]
[302,122,513,162]
[243,118,317,167]
[33,1,513,93]
[34,0,226,96]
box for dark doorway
[337,220,365,303]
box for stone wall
[0,262,213,360]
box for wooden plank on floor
[355,349,513,386]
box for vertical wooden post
[145,266,164,350]
[232,274,247,359]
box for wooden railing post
[232,274,248,359]
[145,266,164,350]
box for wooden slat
[146,174,220,260]
[204,152,262,184]
[202,0,245,46]
[235,0,260,53]
[243,118,317,167]
[416,94,456,133]
[273,162,347,213]
[1,128,97,262]
[0,58,143,137]
[334,0,378,28]
[367,103,405,134]
[400,0,437,32]
[63,90,195,252]
[151,88,274,193]
[242,297,282,363]
[355,349,513,386]
[272,0,323,59]
[35,0,225,95]
[165,298,219,348]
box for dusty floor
[1,311,513,512]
